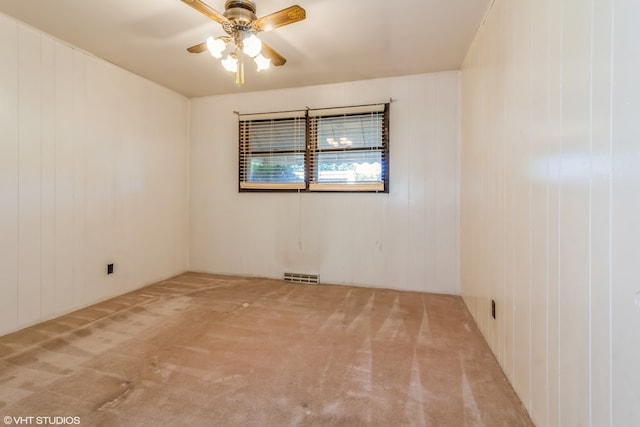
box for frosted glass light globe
[242,33,262,58]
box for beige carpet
[0,273,532,426]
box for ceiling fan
[181,0,306,85]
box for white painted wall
[189,72,460,294]
[461,0,640,426]
[0,14,189,336]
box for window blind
[239,110,306,190]
[237,103,389,192]
[308,104,388,192]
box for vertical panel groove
[607,2,615,425]
[557,1,564,424]
[528,0,534,409]
[53,44,58,316]
[16,25,21,329]
[587,1,595,425]
[545,1,552,423]
[39,32,44,325]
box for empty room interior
[0,0,638,426]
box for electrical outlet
[107,264,114,275]
[491,299,496,319]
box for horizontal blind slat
[240,110,306,121]
[308,104,385,117]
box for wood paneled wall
[461,0,640,425]
[189,72,461,294]
[0,14,189,335]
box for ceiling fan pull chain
[236,53,245,85]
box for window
[309,105,388,192]
[239,103,389,192]
[239,111,306,190]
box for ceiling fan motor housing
[224,0,257,26]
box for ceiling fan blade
[254,5,306,32]
[187,42,208,53]
[180,0,227,23]
[261,42,287,66]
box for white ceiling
[0,0,491,98]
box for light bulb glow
[221,54,238,72]
[206,36,226,59]
[254,53,271,71]
[242,33,262,58]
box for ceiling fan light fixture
[254,53,271,71]
[206,36,226,58]
[221,54,238,72]
[182,1,307,84]
[242,33,262,58]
